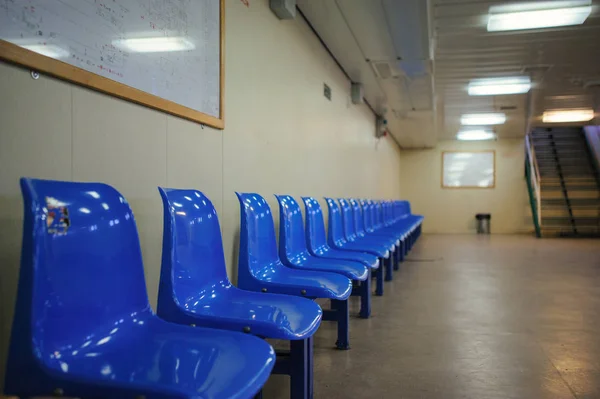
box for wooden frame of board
[441,150,496,189]
[0,0,225,130]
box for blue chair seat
[286,256,369,281]
[336,239,389,258]
[5,178,274,399]
[176,288,323,338]
[333,198,390,258]
[302,196,379,270]
[237,192,354,349]
[235,193,352,301]
[350,198,398,250]
[314,247,380,269]
[157,188,323,342]
[31,316,275,399]
[249,256,353,299]
[276,195,369,282]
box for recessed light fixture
[461,113,506,126]
[487,1,592,32]
[457,130,497,141]
[112,37,195,53]
[468,77,531,96]
[542,109,595,123]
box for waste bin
[475,213,491,234]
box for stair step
[532,128,582,135]
[541,198,600,207]
[541,210,600,219]
[534,148,589,154]
[533,140,585,146]
[541,217,600,227]
[540,227,600,237]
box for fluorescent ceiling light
[468,77,531,96]
[457,130,496,141]
[542,109,594,123]
[112,37,195,53]
[461,113,506,126]
[22,44,70,59]
[487,1,592,32]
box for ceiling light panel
[487,1,592,32]
[468,77,531,96]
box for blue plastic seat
[301,196,379,270]
[338,198,392,255]
[236,192,353,349]
[393,200,424,251]
[5,178,275,399]
[276,195,372,319]
[374,200,422,256]
[349,198,397,249]
[380,201,417,238]
[157,188,323,399]
[338,198,396,282]
[276,195,369,281]
[158,188,322,339]
[354,198,405,273]
[360,199,400,240]
[324,197,387,296]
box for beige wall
[400,139,531,234]
[0,0,402,389]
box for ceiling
[298,0,600,148]
[434,0,600,141]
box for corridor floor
[263,234,600,399]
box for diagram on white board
[0,0,220,118]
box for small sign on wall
[323,83,332,101]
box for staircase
[530,128,600,237]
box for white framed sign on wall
[442,151,496,189]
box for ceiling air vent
[499,105,517,111]
[521,64,552,79]
[370,60,400,80]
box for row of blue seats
[5,178,423,399]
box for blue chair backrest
[324,197,346,247]
[338,198,357,240]
[8,178,151,379]
[371,200,384,229]
[158,188,231,315]
[359,199,374,232]
[301,197,329,253]
[276,195,310,263]
[401,200,412,216]
[383,201,392,225]
[391,201,399,220]
[349,199,366,235]
[236,193,281,282]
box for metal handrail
[525,135,542,229]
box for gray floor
[263,234,600,399]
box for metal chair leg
[375,260,384,296]
[359,270,371,318]
[290,339,309,399]
[385,255,393,282]
[333,299,350,350]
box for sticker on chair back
[45,196,70,235]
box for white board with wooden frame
[442,151,496,189]
[0,0,224,129]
